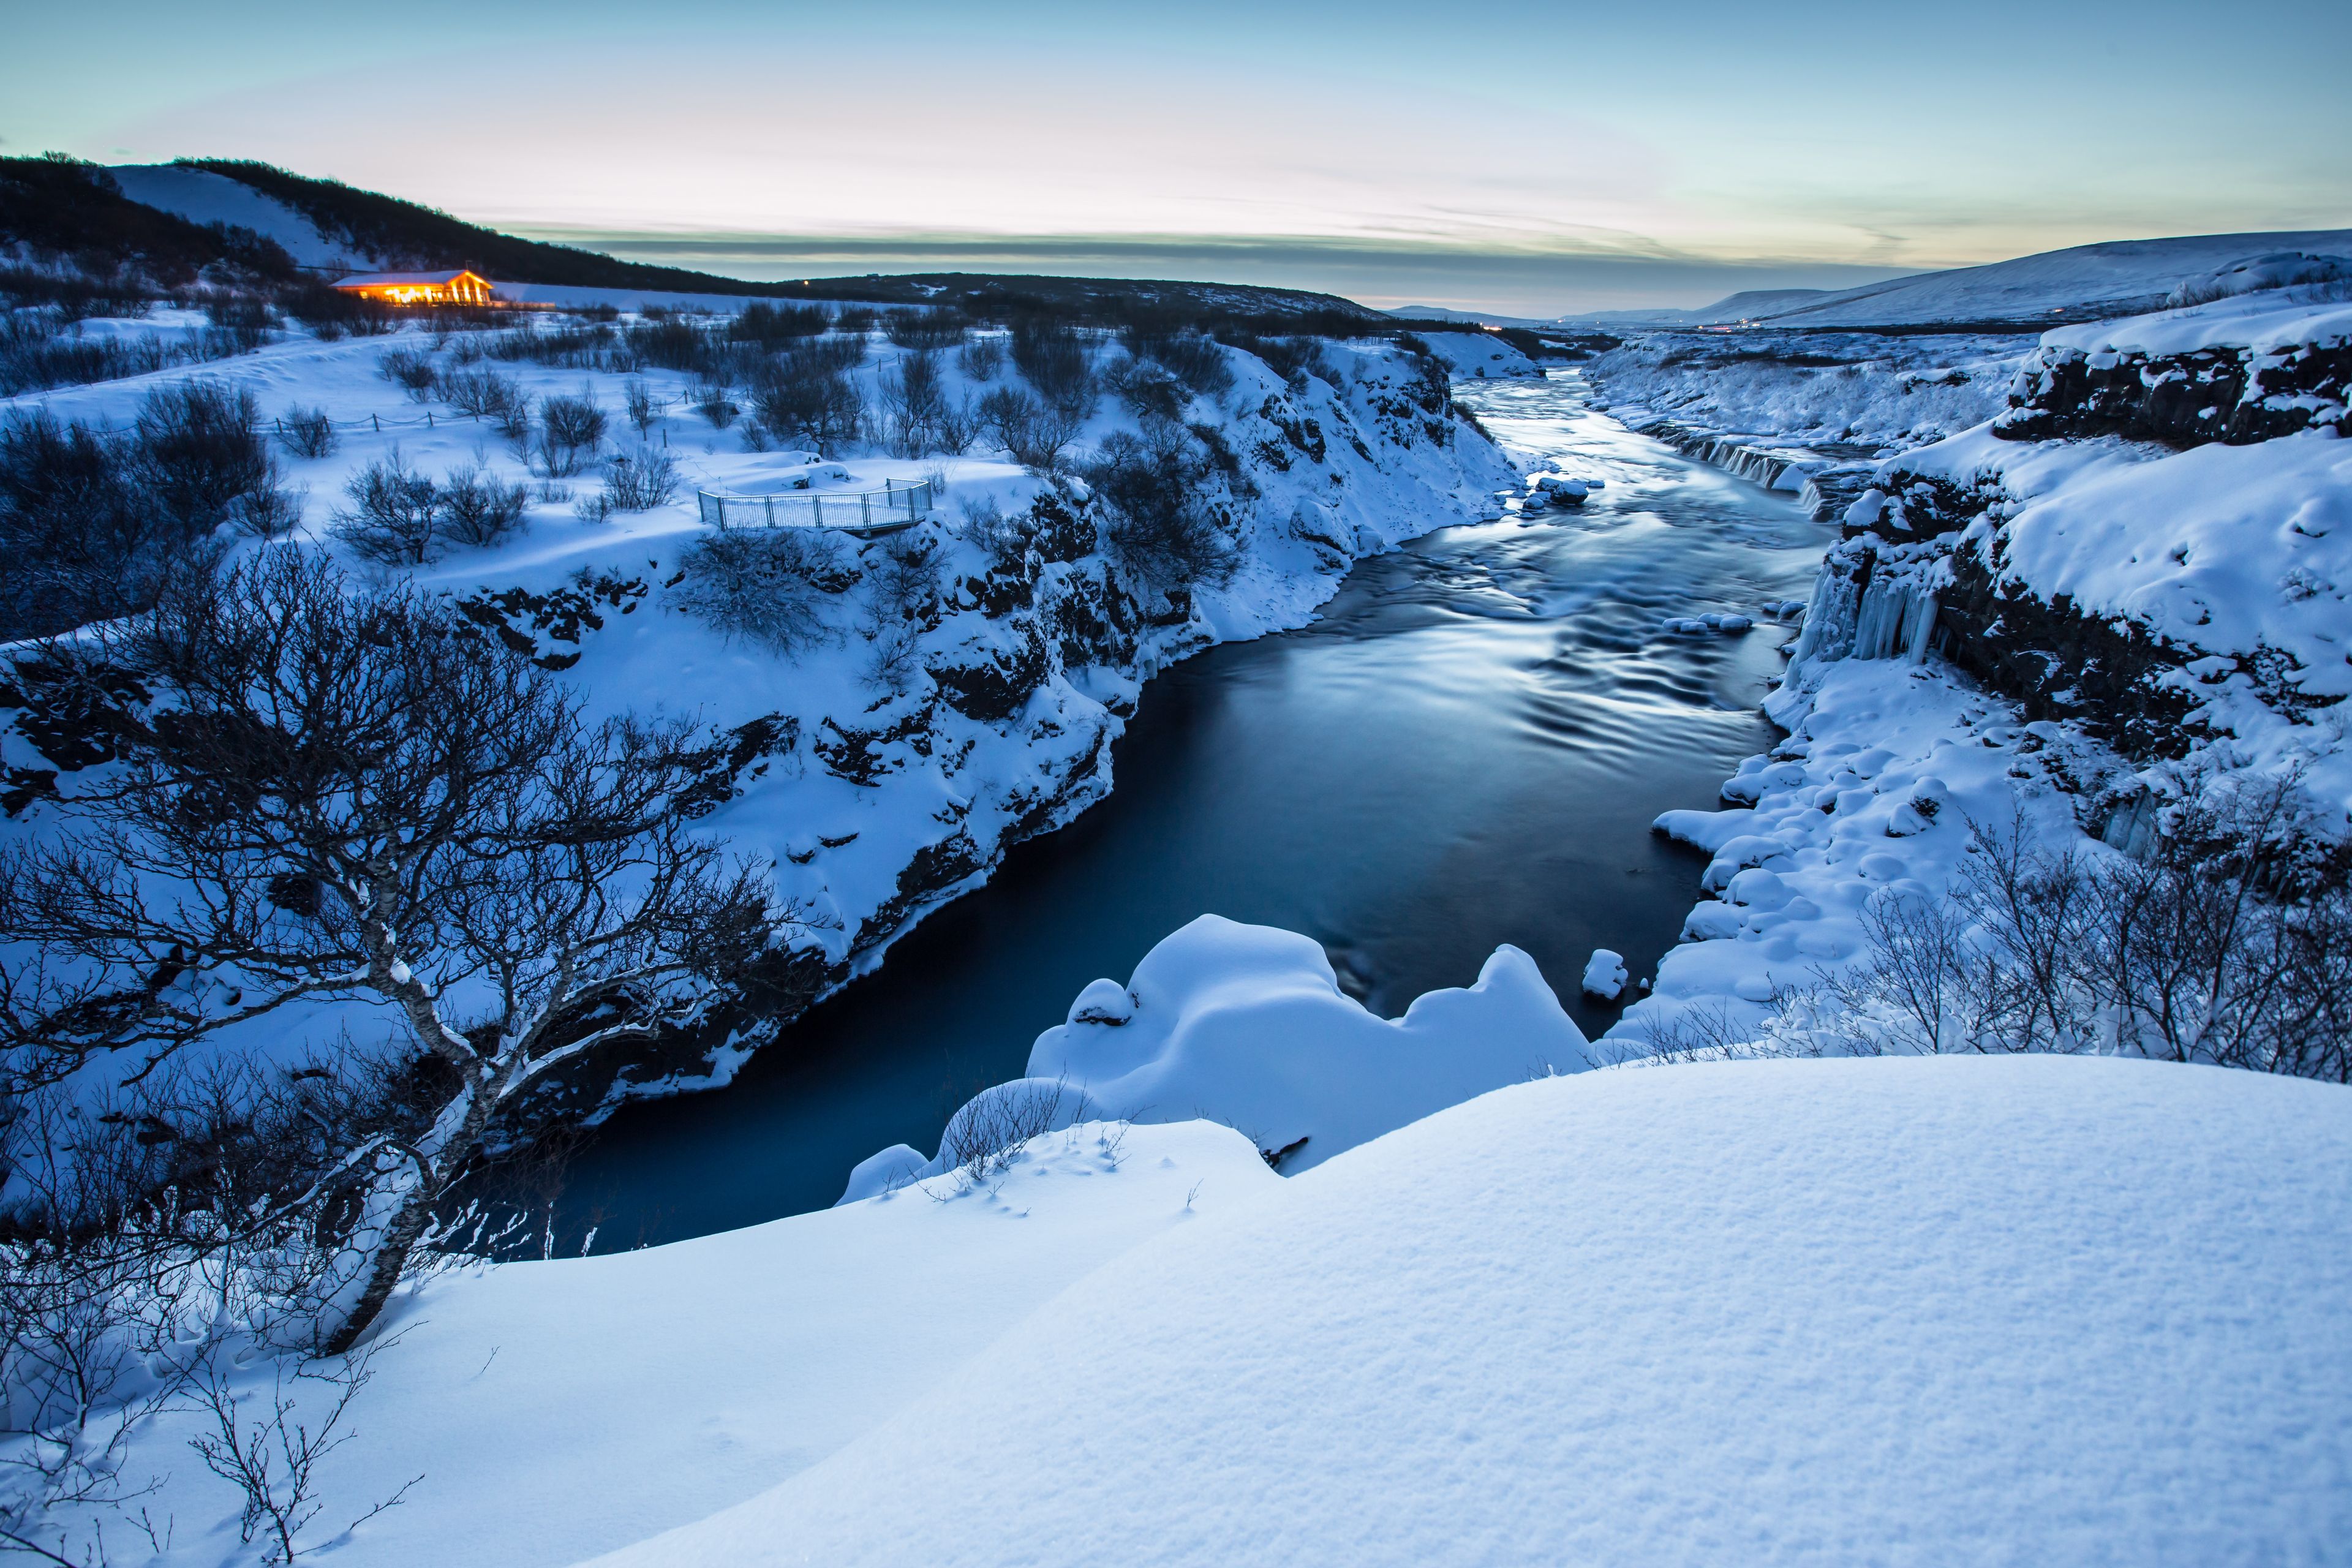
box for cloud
[517,227,1909,316]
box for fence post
[764,496,775,528]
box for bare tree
[0,552,775,1351]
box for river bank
[555,372,1832,1238]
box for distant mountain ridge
[4,155,1379,326]
[1559,232,2352,333]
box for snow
[1408,330,1542,380]
[1579,947,1626,999]
[1005,914,1589,1171]
[2,318,1513,1102]
[87,1119,1281,1568]
[596,1055,2352,1568]
[108,165,379,270]
[2045,291,2352,360]
[1614,229,2352,331]
[1616,658,2070,1050]
[1584,333,2024,453]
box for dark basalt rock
[1931,546,2202,759]
[1027,489,1096,564]
[1996,339,2351,447]
[851,830,987,954]
[813,700,935,787]
[927,621,1050,723]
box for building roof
[331,269,489,288]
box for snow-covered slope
[1719,231,2352,330]
[26,1117,1274,1568]
[0,320,1514,1109]
[1561,232,2352,333]
[1406,328,1542,380]
[107,165,379,270]
[599,1055,2352,1567]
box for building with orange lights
[330,269,498,306]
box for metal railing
[696,478,933,534]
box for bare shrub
[1786,780,2352,1080]
[1124,325,1233,398]
[132,382,285,537]
[1106,357,1188,423]
[883,308,967,350]
[277,405,336,459]
[0,410,198,640]
[330,450,439,565]
[532,390,606,477]
[623,378,663,437]
[859,529,941,692]
[1011,318,1095,419]
[671,527,856,652]
[878,349,950,456]
[730,302,830,346]
[376,346,436,402]
[435,464,529,548]
[1087,424,1238,592]
[598,446,679,512]
[439,364,524,426]
[1221,330,1336,388]
[189,1339,420,1564]
[748,348,865,455]
[935,1077,1093,1188]
[978,386,1081,471]
[692,379,739,429]
[958,494,1027,575]
[957,335,1005,382]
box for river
[552,373,1829,1250]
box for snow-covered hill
[108,165,381,271]
[1572,231,2352,332]
[43,1047,2342,1568]
[599,1054,2351,1567]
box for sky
[6,0,2348,315]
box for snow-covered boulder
[836,1144,929,1205]
[1022,914,1589,1167]
[1580,948,1627,1000]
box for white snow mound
[594,1055,2352,1568]
[1023,914,1589,1167]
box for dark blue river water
[556,376,1826,1247]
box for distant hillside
[1562,232,2352,333]
[123,160,1381,328]
[0,154,298,283]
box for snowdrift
[598,1055,2352,1567]
[845,916,1591,1196]
[1023,914,1589,1168]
